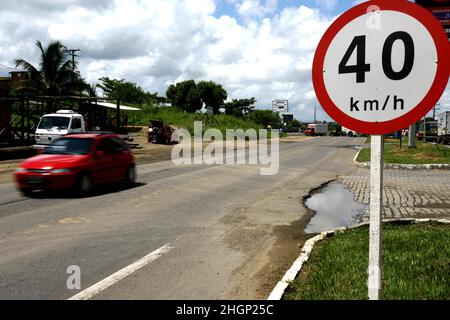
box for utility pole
[433,103,440,120]
[408,123,416,148]
[66,48,80,71]
[314,105,317,123]
[423,115,427,144]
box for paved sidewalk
[339,169,450,222]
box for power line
[66,48,80,71]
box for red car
[15,133,136,196]
[303,128,315,136]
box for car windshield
[44,138,94,155]
[38,116,70,130]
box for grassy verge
[356,140,450,164]
[364,136,403,144]
[283,223,450,300]
[132,105,268,136]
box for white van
[34,110,85,148]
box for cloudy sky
[0,0,448,121]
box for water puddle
[305,183,368,234]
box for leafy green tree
[224,98,256,117]
[249,110,279,128]
[328,122,342,133]
[97,77,149,104]
[166,80,202,113]
[291,119,302,128]
[145,93,163,105]
[153,95,168,104]
[14,40,84,97]
[197,81,227,114]
[84,83,98,97]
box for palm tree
[84,83,98,97]
[15,40,84,97]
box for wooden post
[116,99,121,132]
[423,116,427,144]
[20,99,24,144]
[408,124,416,148]
[26,98,30,141]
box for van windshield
[44,138,94,155]
[38,116,70,130]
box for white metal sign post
[273,100,289,127]
[312,0,449,300]
[368,135,383,299]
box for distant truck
[304,123,328,136]
[34,109,135,149]
[34,110,85,148]
[437,111,450,144]
[148,120,175,144]
[416,121,438,142]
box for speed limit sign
[313,0,450,134]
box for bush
[249,110,279,128]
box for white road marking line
[68,242,174,300]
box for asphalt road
[0,137,364,300]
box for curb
[352,148,450,170]
[267,218,450,300]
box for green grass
[13,103,284,140]
[364,136,403,144]
[131,104,282,137]
[356,140,450,164]
[284,223,450,300]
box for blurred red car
[15,133,136,196]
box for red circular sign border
[312,0,450,135]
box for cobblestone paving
[339,169,450,222]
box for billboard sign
[272,100,288,113]
[416,0,450,38]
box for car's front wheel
[77,173,92,195]
[20,188,33,197]
[125,166,136,185]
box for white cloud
[237,0,278,18]
[0,0,336,122]
[438,87,450,114]
[3,0,444,123]
[315,0,338,11]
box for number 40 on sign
[313,0,449,135]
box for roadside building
[0,65,26,145]
[282,114,294,125]
[416,0,450,39]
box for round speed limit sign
[313,0,450,134]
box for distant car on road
[15,133,136,196]
[341,127,359,137]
